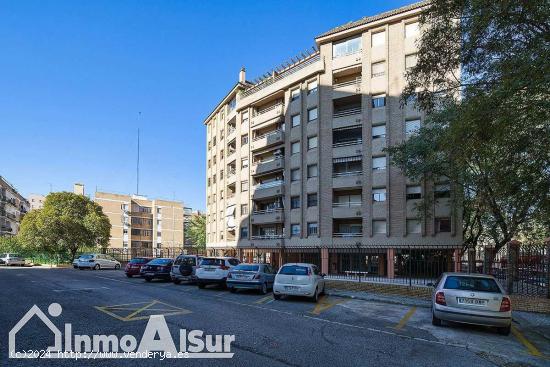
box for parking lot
[1,267,549,367]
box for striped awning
[333,156,362,164]
[333,124,362,132]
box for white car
[73,254,90,268]
[76,253,121,270]
[273,263,325,302]
[195,257,240,289]
[0,253,26,266]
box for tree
[387,0,550,253]
[19,192,111,262]
[187,214,206,249]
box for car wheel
[173,278,181,285]
[273,293,281,300]
[145,277,152,282]
[497,325,511,336]
[198,283,205,289]
[432,311,442,326]
[126,274,132,278]
[261,282,268,295]
[114,264,120,270]
[311,288,319,303]
[93,264,100,270]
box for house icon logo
[9,303,63,356]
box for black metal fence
[101,247,205,263]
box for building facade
[204,1,462,276]
[28,194,46,211]
[0,176,30,236]
[94,192,185,253]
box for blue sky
[1,0,415,210]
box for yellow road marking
[310,296,345,315]
[123,300,158,320]
[95,300,191,322]
[511,325,543,357]
[394,307,417,330]
[255,295,273,304]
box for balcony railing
[227,127,236,135]
[333,138,362,148]
[252,208,283,215]
[251,234,285,240]
[333,107,362,118]
[253,129,283,142]
[253,103,284,117]
[333,78,362,89]
[333,171,362,178]
[333,232,363,238]
[254,180,284,190]
[332,202,362,208]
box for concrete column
[321,248,329,275]
[453,249,461,272]
[483,247,495,274]
[386,248,395,279]
[506,240,521,294]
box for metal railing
[253,103,284,117]
[333,232,363,238]
[250,234,284,240]
[333,78,362,89]
[254,180,284,190]
[252,208,283,215]
[253,129,282,142]
[333,138,362,147]
[333,107,362,118]
[332,202,362,208]
[333,171,362,178]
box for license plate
[457,297,487,306]
[285,286,298,290]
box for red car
[124,257,153,277]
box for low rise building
[0,176,30,236]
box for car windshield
[279,265,309,275]
[148,259,172,265]
[234,264,259,272]
[80,255,93,259]
[443,276,502,293]
[129,258,149,264]
[200,258,224,266]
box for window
[307,80,318,95]
[372,156,386,170]
[291,88,300,101]
[372,31,385,47]
[291,196,300,209]
[291,168,300,182]
[242,111,249,124]
[307,193,318,207]
[372,188,386,202]
[434,184,451,198]
[240,227,248,238]
[241,204,248,215]
[307,222,318,236]
[406,185,422,200]
[333,36,361,58]
[372,94,386,108]
[228,97,236,111]
[241,134,249,145]
[291,114,301,127]
[241,180,249,192]
[407,219,421,234]
[308,136,318,150]
[371,61,386,77]
[405,119,421,136]
[307,164,318,178]
[405,54,418,69]
[307,107,318,122]
[373,220,386,234]
[435,217,451,233]
[291,224,300,237]
[291,141,301,154]
[241,157,249,169]
[372,124,386,139]
[405,22,419,38]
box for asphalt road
[0,267,548,367]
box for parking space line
[310,296,346,315]
[394,306,417,330]
[95,299,192,322]
[255,295,273,304]
[511,325,543,357]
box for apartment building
[0,176,30,236]
[204,1,462,276]
[28,194,46,211]
[94,192,185,253]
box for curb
[326,289,431,309]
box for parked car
[76,254,121,270]
[140,258,173,282]
[124,257,153,277]
[227,263,276,294]
[430,272,512,335]
[72,254,90,268]
[273,263,325,302]
[195,257,240,289]
[0,253,26,266]
[171,254,202,284]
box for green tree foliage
[18,192,111,261]
[187,214,206,249]
[387,0,550,252]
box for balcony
[250,234,285,240]
[333,232,363,238]
[251,103,285,128]
[252,181,284,200]
[251,208,284,225]
[251,157,284,176]
[250,129,284,151]
[333,78,362,99]
[332,202,362,219]
[226,170,237,185]
[333,174,362,189]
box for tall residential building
[94,191,185,253]
[204,1,462,275]
[28,194,46,211]
[0,176,30,236]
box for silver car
[430,272,512,335]
[0,253,26,266]
[227,263,276,294]
[171,255,202,284]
